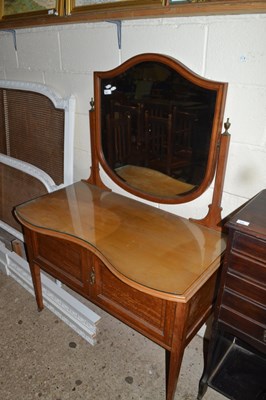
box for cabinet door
[90,258,175,347]
[32,233,92,294]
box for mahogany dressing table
[15,53,230,400]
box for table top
[15,180,226,300]
[226,189,266,239]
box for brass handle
[90,267,95,285]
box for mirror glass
[96,56,224,200]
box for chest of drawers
[198,189,266,400]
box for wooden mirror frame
[88,53,230,229]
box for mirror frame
[89,53,228,205]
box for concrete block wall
[0,13,265,220]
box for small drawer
[33,233,92,290]
[219,306,266,349]
[91,259,175,346]
[221,289,265,326]
[225,272,266,306]
[232,231,266,263]
[228,253,266,287]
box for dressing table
[15,53,230,400]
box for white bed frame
[0,80,100,345]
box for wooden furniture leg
[197,371,209,400]
[29,261,44,312]
[165,304,187,400]
[23,228,44,312]
[166,346,185,400]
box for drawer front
[228,253,266,287]
[232,231,266,262]
[222,289,265,325]
[218,288,266,347]
[225,272,266,306]
[219,306,266,351]
[33,233,91,291]
[91,259,175,347]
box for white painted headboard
[0,80,76,241]
[0,82,100,346]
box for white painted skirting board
[0,242,9,275]
[0,242,100,345]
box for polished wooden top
[15,181,226,301]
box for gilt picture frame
[67,0,164,15]
[1,0,64,20]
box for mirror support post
[86,103,110,191]
[190,119,231,231]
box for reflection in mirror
[100,61,217,197]
[92,54,228,203]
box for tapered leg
[165,303,188,400]
[29,261,44,312]
[23,228,44,312]
[165,346,185,400]
[197,374,208,399]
